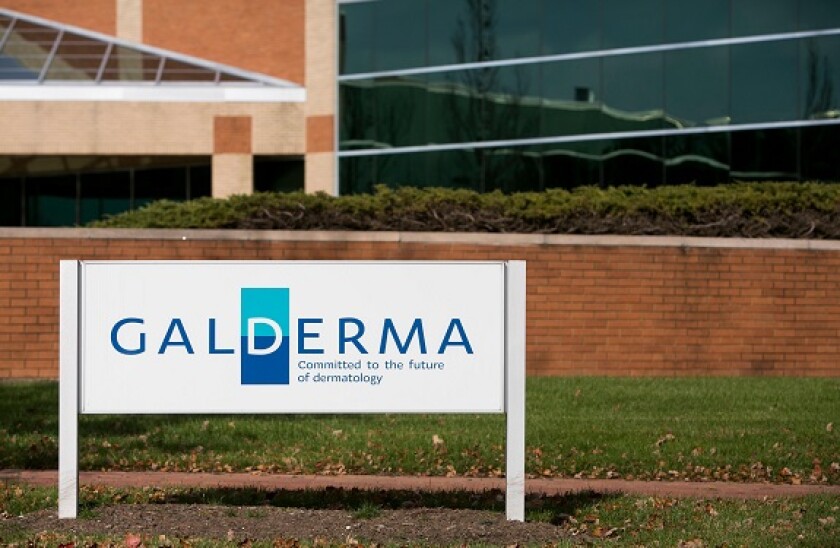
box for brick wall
[2,0,116,34]
[143,0,305,84]
[2,229,840,379]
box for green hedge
[89,182,840,239]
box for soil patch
[4,505,574,545]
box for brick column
[213,116,253,198]
[304,0,337,195]
[116,0,142,42]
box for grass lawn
[1,377,837,483]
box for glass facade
[338,0,840,193]
[0,156,304,226]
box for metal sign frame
[58,260,526,520]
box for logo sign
[79,261,506,413]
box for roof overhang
[0,83,305,103]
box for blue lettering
[209,318,234,354]
[111,317,145,355]
[379,318,427,354]
[298,318,324,354]
[158,318,194,354]
[339,317,368,353]
[437,318,474,354]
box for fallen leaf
[432,434,444,447]
[125,533,144,548]
[819,516,836,526]
[679,539,704,548]
[827,422,834,433]
[655,433,676,447]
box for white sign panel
[78,261,505,414]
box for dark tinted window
[732,0,797,36]
[0,179,23,226]
[602,0,664,48]
[801,124,840,181]
[601,136,665,186]
[799,0,840,31]
[339,2,375,74]
[665,0,730,42]
[602,52,664,121]
[730,128,798,180]
[254,157,304,193]
[801,36,840,120]
[541,58,602,137]
[375,0,426,71]
[79,171,131,224]
[665,133,730,185]
[731,41,799,123]
[542,0,601,55]
[26,175,77,226]
[496,0,542,60]
[665,47,729,127]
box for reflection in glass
[339,80,376,150]
[542,0,600,55]
[0,21,59,79]
[159,58,216,82]
[602,136,664,187]
[495,0,541,60]
[665,0,729,42]
[665,47,729,127]
[427,67,487,145]
[543,141,605,189]
[79,171,130,225]
[602,0,663,48]
[99,45,161,81]
[44,32,108,81]
[374,75,427,147]
[429,0,541,66]
[732,41,799,124]
[799,0,840,31]
[480,64,539,141]
[801,36,840,120]
[0,179,22,226]
[602,52,664,125]
[26,175,78,226]
[541,58,602,137]
[374,0,426,71]
[730,128,798,181]
[665,133,730,185]
[377,150,428,189]
[483,145,543,192]
[732,0,797,37]
[339,156,376,195]
[339,1,375,74]
[801,125,840,181]
[427,0,465,67]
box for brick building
[0,0,333,225]
[1,1,839,225]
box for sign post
[59,260,526,520]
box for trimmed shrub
[89,182,840,239]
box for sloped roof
[0,8,304,102]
